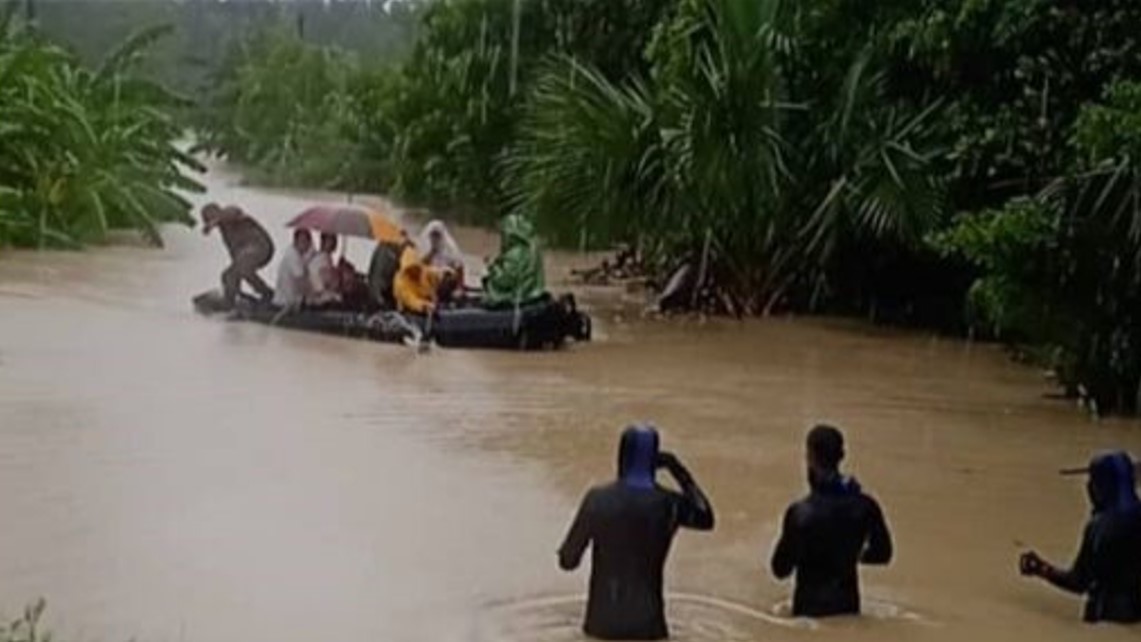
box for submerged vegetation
[0,600,49,642]
[0,9,203,248]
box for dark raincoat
[1049,451,1141,623]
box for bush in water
[0,600,49,642]
[935,80,1141,414]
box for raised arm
[861,496,893,565]
[659,452,714,531]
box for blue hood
[1088,451,1140,515]
[618,424,659,490]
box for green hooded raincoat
[483,214,546,307]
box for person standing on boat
[1019,451,1141,623]
[770,424,893,617]
[201,203,275,307]
[274,228,314,309]
[558,424,715,640]
[483,213,545,308]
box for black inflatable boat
[192,290,592,351]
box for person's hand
[423,302,436,315]
[656,451,681,470]
[1019,551,1046,577]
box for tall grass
[0,600,49,642]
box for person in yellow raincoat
[393,246,443,314]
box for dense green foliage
[36,0,418,95]
[196,0,1141,412]
[937,80,1141,413]
[198,0,671,216]
[507,0,946,316]
[0,12,203,248]
[195,26,361,186]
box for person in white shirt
[274,229,314,308]
[307,233,341,306]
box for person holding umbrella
[1019,451,1141,623]
[287,203,406,310]
[201,203,275,307]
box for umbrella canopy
[287,204,404,243]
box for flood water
[1,164,1140,642]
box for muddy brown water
[1,164,1140,642]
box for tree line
[6,0,1141,414]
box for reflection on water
[768,597,929,625]
[474,593,816,642]
[0,161,1139,641]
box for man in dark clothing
[1019,451,1141,623]
[558,424,715,640]
[202,203,275,306]
[770,424,893,617]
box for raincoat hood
[617,424,659,490]
[417,220,463,267]
[500,213,537,249]
[1088,451,1140,515]
[483,214,545,308]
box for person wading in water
[770,424,893,617]
[558,424,714,640]
[1020,451,1141,623]
[201,203,275,307]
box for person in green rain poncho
[482,213,546,307]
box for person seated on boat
[306,233,342,307]
[201,203,275,307]
[483,213,546,308]
[367,231,414,309]
[393,248,444,315]
[274,228,314,309]
[1019,451,1141,623]
[436,268,462,307]
[336,255,371,310]
[418,219,466,288]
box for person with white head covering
[417,220,465,281]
